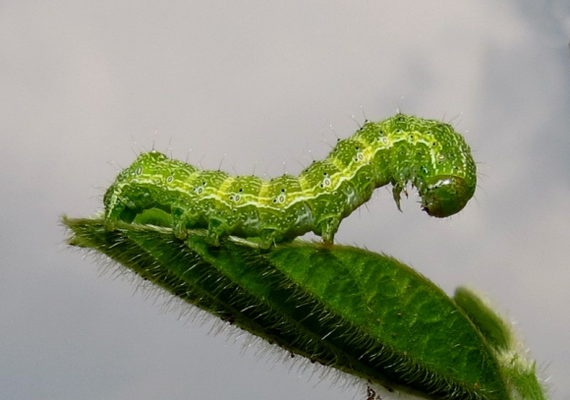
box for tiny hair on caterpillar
[103,113,476,248]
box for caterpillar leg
[257,230,277,250]
[317,217,341,245]
[205,217,232,246]
[391,185,408,213]
[171,206,190,239]
[171,205,209,240]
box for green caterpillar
[104,113,477,247]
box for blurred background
[1,1,569,399]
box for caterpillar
[103,113,476,248]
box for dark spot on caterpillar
[104,114,476,248]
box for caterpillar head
[420,175,475,218]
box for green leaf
[62,216,548,400]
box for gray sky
[1,1,569,399]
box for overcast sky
[1,1,569,400]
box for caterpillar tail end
[103,202,138,232]
[103,208,125,232]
